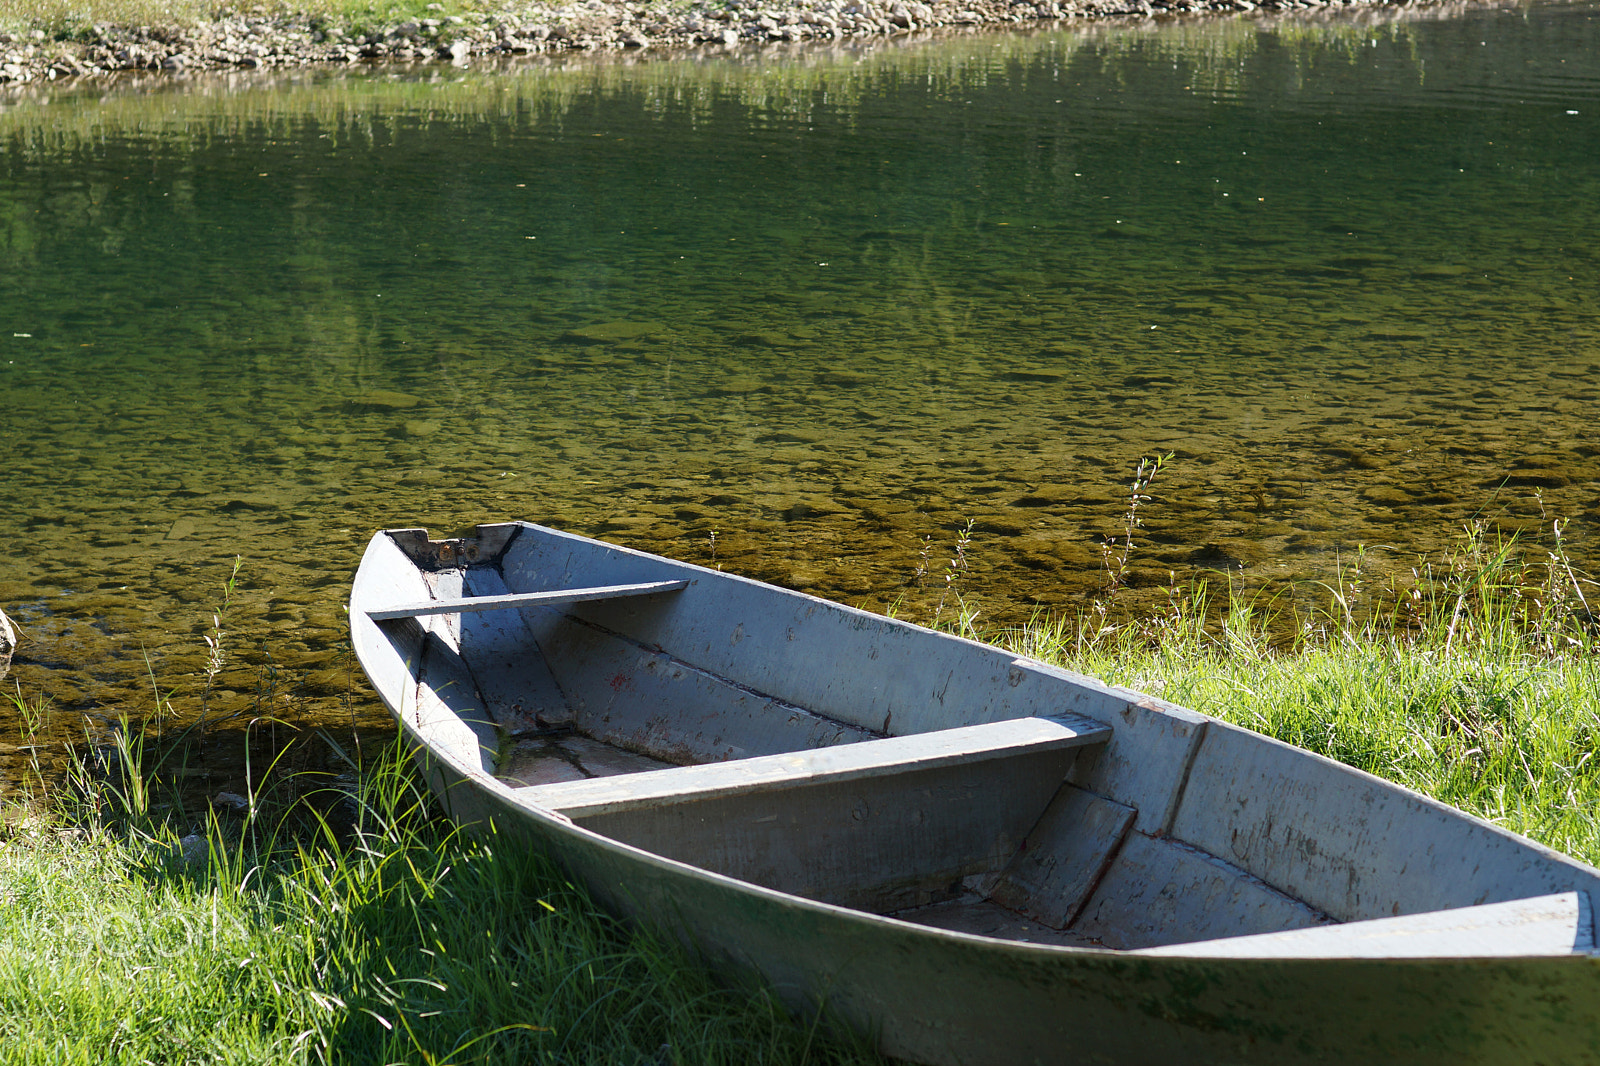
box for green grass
[0,745,880,1065]
[5,516,1599,1062]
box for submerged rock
[346,390,423,411]
[174,833,211,867]
[0,607,13,683]
[563,320,667,343]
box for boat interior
[362,524,1600,959]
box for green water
[2,5,1598,762]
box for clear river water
[1,1,1598,779]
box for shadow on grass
[269,746,880,1066]
[1,729,883,1066]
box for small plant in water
[898,520,980,636]
[1089,452,1171,641]
[933,518,977,633]
[9,685,49,741]
[912,532,934,588]
[7,685,53,792]
[199,556,243,733]
[1101,452,1170,595]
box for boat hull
[413,749,1600,1066]
[352,522,1600,1065]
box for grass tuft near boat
[350,521,1600,1065]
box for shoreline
[0,0,1492,87]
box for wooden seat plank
[516,712,1111,911]
[368,579,688,621]
[516,712,1110,819]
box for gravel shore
[0,0,1447,85]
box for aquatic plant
[198,556,242,734]
[1085,450,1171,644]
[932,516,976,632]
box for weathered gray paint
[1050,673,1210,836]
[499,733,674,787]
[387,758,1600,1066]
[519,714,1109,818]
[989,784,1136,928]
[351,522,1600,1066]
[454,568,575,735]
[514,596,885,762]
[367,579,688,620]
[1071,831,1335,950]
[1137,891,1593,958]
[1168,717,1600,920]
[560,745,1090,914]
[412,628,499,778]
[496,527,1140,737]
[517,716,1108,913]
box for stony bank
[1,0,1465,85]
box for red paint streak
[608,673,631,692]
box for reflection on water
[0,2,1597,762]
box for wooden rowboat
[350,521,1600,1065]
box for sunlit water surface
[1,1,1598,779]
